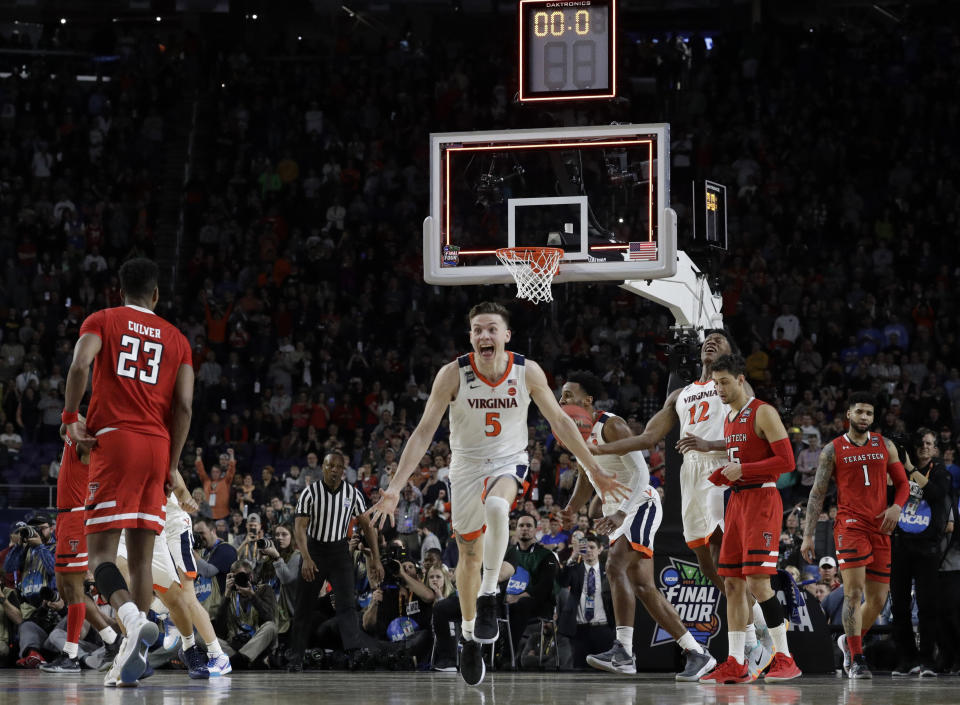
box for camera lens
[234,572,250,588]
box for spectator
[558,535,615,669]
[195,448,238,521]
[193,517,239,619]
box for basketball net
[495,247,563,305]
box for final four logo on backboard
[441,245,461,267]
[652,557,722,647]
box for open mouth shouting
[477,343,496,359]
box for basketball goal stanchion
[495,247,563,305]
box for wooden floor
[5,670,957,705]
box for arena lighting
[60,18,66,24]
[156,16,162,22]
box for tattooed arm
[801,442,835,563]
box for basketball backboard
[423,124,676,286]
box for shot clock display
[519,0,615,102]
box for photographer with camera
[192,517,238,619]
[213,559,277,670]
[287,452,383,672]
[362,545,435,660]
[255,524,301,644]
[4,516,56,626]
[236,512,265,565]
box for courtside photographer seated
[362,544,434,662]
[214,559,277,670]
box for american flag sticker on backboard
[628,241,657,261]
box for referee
[287,451,384,671]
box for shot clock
[519,0,616,102]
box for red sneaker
[764,652,802,682]
[16,649,46,669]
[699,655,753,683]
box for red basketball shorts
[55,510,88,574]
[835,516,891,584]
[84,429,168,535]
[718,486,782,578]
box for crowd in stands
[2,13,960,674]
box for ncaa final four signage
[652,557,722,646]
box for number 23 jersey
[80,304,192,440]
[448,352,530,461]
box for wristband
[61,410,79,425]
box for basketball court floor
[5,671,955,705]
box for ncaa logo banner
[652,557,721,647]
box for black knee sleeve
[758,595,784,630]
[94,562,128,604]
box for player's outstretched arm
[63,333,102,448]
[602,414,651,503]
[526,360,630,503]
[365,362,458,528]
[801,443,835,562]
[594,389,680,455]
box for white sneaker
[117,614,159,685]
[162,618,181,651]
[207,653,233,677]
[747,642,773,679]
[837,634,851,675]
[103,644,125,687]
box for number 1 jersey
[831,432,890,530]
[80,304,192,440]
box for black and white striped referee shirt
[295,479,367,543]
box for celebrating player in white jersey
[368,301,629,687]
[558,371,717,682]
[593,330,774,675]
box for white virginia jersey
[675,379,728,456]
[164,493,192,541]
[588,411,656,516]
[449,352,530,460]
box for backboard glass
[423,124,676,286]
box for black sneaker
[182,645,210,679]
[39,654,81,673]
[919,664,938,678]
[460,639,486,686]
[474,594,499,644]
[849,655,872,679]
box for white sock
[480,496,510,595]
[769,623,790,656]
[752,601,767,631]
[616,626,634,656]
[64,642,79,659]
[207,638,223,657]
[99,626,118,645]
[745,623,758,649]
[677,632,703,654]
[728,631,746,664]
[182,633,196,649]
[462,618,476,641]
[117,601,138,626]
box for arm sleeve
[195,556,220,579]
[274,552,302,585]
[740,438,796,482]
[888,461,909,507]
[37,544,55,577]
[617,451,650,511]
